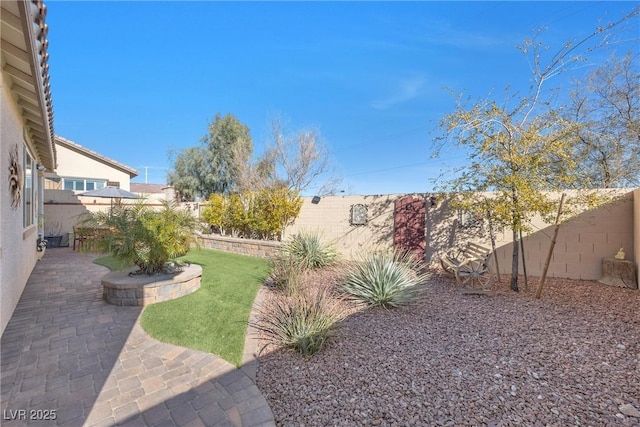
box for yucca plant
[256,288,346,357]
[283,231,339,269]
[342,250,429,308]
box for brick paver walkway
[0,248,275,426]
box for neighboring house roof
[1,0,56,170]
[130,183,168,194]
[55,135,138,178]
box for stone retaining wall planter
[197,233,282,259]
[102,264,202,306]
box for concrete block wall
[42,187,638,283]
[284,194,398,258]
[286,190,636,282]
[491,192,634,280]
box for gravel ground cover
[255,272,640,426]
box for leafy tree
[168,146,214,201]
[168,113,252,200]
[565,52,640,188]
[434,9,638,292]
[437,92,578,291]
[202,113,253,193]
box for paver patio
[0,248,275,426]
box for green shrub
[201,188,302,240]
[85,200,197,275]
[342,251,428,308]
[283,231,339,269]
[256,288,345,357]
[269,255,304,295]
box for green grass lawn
[95,248,270,367]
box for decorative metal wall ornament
[8,144,22,209]
[350,204,367,226]
[458,210,484,229]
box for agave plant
[282,231,339,269]
[342,250,429,308]
[256,288,346,357]
[85,200,197,275]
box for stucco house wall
[1,0,55,334]
[43,137,138,242]
[50,136,137,192]
[1,73,41,334]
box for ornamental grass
[256,287,347,358]
[268,255,304,295]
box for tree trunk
[511,227,519,292]
[520,229,528,291]
[487,211,500,283]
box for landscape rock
[620,404,640,418]
[255,273,640,426]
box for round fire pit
[102,264,202,306]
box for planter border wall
[102,264,202,306]
[197,234,282,259]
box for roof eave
[16,0,56,170]
[54,135,139,178]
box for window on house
[23,148,34,227]
[62,178,107,191]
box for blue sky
[46,1,638,195]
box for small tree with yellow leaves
[437,97,580,291]
[434,9,638,291]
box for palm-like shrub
[86,200,197,275]
[342,251,429,308]
[283,231,339,269]
[256,288,346,357]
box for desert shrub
[342,251,428,308]
[269,255,304,295]
[256,288,345,357]
[283,231,339,269]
